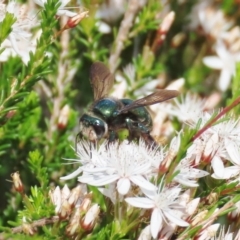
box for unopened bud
[171,32,186,48]
[68,185,83,208]
[49,186,62,213]
[203,133,219,163]
[197,223,220,240]
[186,198,200,217]
[205,192,218,205]
[160,11,175,34]
[151,11,175,52]
[66,207,82,236]
[58,199,72,220]
[66,10,89,29]
[58,105,70,130]
[6,110,16,119]
[80,195,92,212]
[138,225,151,240]
[62,184,71,199]
[11,172,24,193]
[191,210,208,226]
[81,204,100,231]
[228,201,240,221]
[160,133,181,172]
[22,217,36,236]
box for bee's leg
[125,119,136,142]
[125,119,159,149]
[109,130,117,142]
[75,132,83,152]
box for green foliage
[1,0,240,239]
[130,0,161,38]
[28,151,48,189]
[0,12,16,44]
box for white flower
[197,223,220,240]
[34,0,77,17]
[60,141,105,180]
[186,111,240,177]
[160,191,199,239]
[203,40,240,91]
[125,182,189,239]
[95,0,126,23]
[62,140,157,195]
[173,157,209,187]
[0,2,37,63]
[212,141,240,180]
[188,2,232,39]
[165,93,206,124]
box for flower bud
[11,172,24,193]
[197,223,220,240]
[58,105,70,130]
[228,201,240,221]
[191,210,208,226]
[22,217,36,236]
[66,207,82,236]
[203,133,219,163]
[205,192,218,205]
[160,133,181,172]
[62,184,71,199]
[65,10,89,29]
[49,186,62,213]
[68,185,83,208]
[80,195,92,212]
[57,199,72,220]
[81,204,100,232]
[138,225,151,240]
[160,11,175,34]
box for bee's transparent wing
[90,62,114,100]
[118,89,179,113]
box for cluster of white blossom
[49,184,100,236]
[61,135,210,239]
[0,0,87,64]
[189,0,240,91]
[61,91,240,239]
[0,0,37,64]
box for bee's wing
[90,62,114,100]
[118,89,179,113]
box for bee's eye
[93,119,106,137]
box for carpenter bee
[77,62,179,147]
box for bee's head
[79,114,108,141]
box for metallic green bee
[78,62,179,147]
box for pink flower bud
[66,207,82,236]
[11,172,24,193]
[58,105,70,130]
[66,10,89,29]
[68,185,83,208]
[57,199,72,220]
[81,204,100,232]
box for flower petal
[79,174,119,186]
[211,156,225,178]
[203,56,223,69]
[117,178,131,195]
[60,166,83,180]
[130,175,156,191]
[163,209,189,227]
[150,209,162,239]
[125,197,154,209]
[218,69,232,91]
